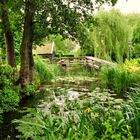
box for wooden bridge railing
[56,56,116,70]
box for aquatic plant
[14,88,133,139]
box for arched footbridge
[56,56,116,70]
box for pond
[0,76,97,139]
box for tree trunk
[0,0,16,67]
[19,0,34,87]
[28,30,34,82]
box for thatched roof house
[33,42,55,58]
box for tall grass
[48,63,62,77]
[99,60,140,95]
[129,87,140,138]
[34,57,53,83]
[99,66,133,95]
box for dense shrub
[23,83,38,96]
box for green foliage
[50,64,62,77]
[32,0,117,46]
[14,31,22,64]
[126,13,140,29]
[125,13,140,42]
[132,21,140,58]
[99,59,140,95]
[34,57,53,83]
[132,22,140,44]
[99,66,132,94]
[14,88,134,139]
[123,59,140,84]
[0,108,3,124]
[0,24,5,63]
[45,34,75,56]
[88,10,129,62]
[131,44,140,58]
[23,83,37,96]
[128,87,140,138]
[65,64,95,76]
[0,64,19,111]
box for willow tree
[90,10,129,62]
[132,22,140,58]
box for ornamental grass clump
[99,66,133,95]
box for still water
[0,77,95,139]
